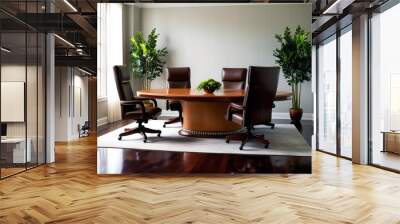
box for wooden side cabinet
[382,131,400,154]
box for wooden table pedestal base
[180,101,242,137]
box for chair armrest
[120,100,146,115]
[229,102,244,111]
[136,97,158,108]
[226,102,244,121]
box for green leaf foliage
[130,28,168,81]
[273,26,311,108]
[197,79,222,92]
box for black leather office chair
[163,67,191,127]
[114,65,162,142]
[225,66,280,150]
[222,68,247,90]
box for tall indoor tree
[273,25,311,122]
[130,28,168,89]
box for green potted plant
[130,28,168,90]
[273,26,311,123]
[197,79,222,94]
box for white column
[46,33,55,163]
[352,14,369,164]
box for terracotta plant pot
[289,108,303,123]
[204,89,216,94]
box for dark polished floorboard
[97,118,313,174]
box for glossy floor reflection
[98,147,311,174]
[372,150,400,171]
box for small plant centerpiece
[130,28,168,90]
[273,26,311,123]
[197,79,222,94]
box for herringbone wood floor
[1,135,400,224]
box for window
[316,25,353,158]
[370,3,400,171]
[97,4,107,99]
[339,27,352,158]
[317,35,337,154]
[97,3,123,101]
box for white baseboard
[97,117,108,127]
[272,112,313,120]
[162,110,313,121]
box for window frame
[315,24,353,161]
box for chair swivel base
[118,122,161,143]
[266,122,275,129]
[163,116,182,128]
[225,131,270,150]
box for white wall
[136,3,312,113]
[72,74,89,137]
[55,67,89,141]
[55,67,69,141]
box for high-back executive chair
[114,65,162,142]
[222,67,275,128]
[225,66,280,150]
[163,67,191,128]
[221,68,247,89]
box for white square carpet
[98,120,311,157]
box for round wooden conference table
[137,88,292,137]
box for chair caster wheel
[265,144,269,148]
[226,139,230,143]
[143,139,147,143]
[118,136,122,140]
[158,133,161,137]
[163,124,166,128]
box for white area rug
[98,120,311,157]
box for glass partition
[0,1,46,179]
[0,31,28,177]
